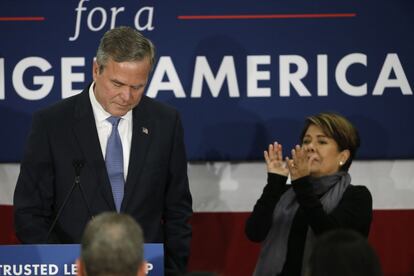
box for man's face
[93,57,152,117]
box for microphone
[46,160,93,242]
[73,160,94,220]
[73,160,83,183]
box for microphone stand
[46,160,93,242]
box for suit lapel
[121,98,153,211]
[72,88,116,210]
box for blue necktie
[105,116,124,212]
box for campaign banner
[0,244,163,276]
[1,0,413,161]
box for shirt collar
[89,82,132,124]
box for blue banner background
[1,0,413,161]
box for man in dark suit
[13,26,192,275]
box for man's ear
[92,60,99,81]
[137,260,148,276]
[76,258,85,276]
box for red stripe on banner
[189,211,414,276]
[188,213,260,275]
[369,210,414,276]
[2,206,413,275]
[0,17,45,21]
[0,205,19,244]
[177,13,357,20]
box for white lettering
[69,0,89,41]
[40,264,48,275]
[109,7,125,29]
[146,56,186,98]
[134,7,155,31]
[279,55,311,97]
[13,57,54,100]
[247,55,271,97]
[50,264,59,275]
[87,7,107,31]
[336,53,367,96]
[0,58,4,99]
[64,263,77,275]
[24,264,31,276]
[317,55,328,96]
[0,264,61,275]
[3,265,11,275]
[191,56,239,98]
[373,53,412,95]
[2,53,411,101]
[32,264,40,274]
[12,264,22,275]
[61,57,85,98]
[147,262,153,272]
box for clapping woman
[245,112,373,276]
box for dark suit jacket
[14,85,193,275]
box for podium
[0,244,163,275]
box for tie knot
[107,116,121,127]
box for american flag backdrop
[1,161,414,275]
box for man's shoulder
[34,92,86,122]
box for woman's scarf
[253,171,351,276]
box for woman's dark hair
[300,112,360,171]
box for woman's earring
[339,161,344,166]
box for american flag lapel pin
[142,127,149,135]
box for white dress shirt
[89,83,132,181]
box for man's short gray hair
[81,212,144,276]
[96,26,155,73]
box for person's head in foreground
[77,212,146,276]
[299,112,360,177]
[306,229,382,276]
